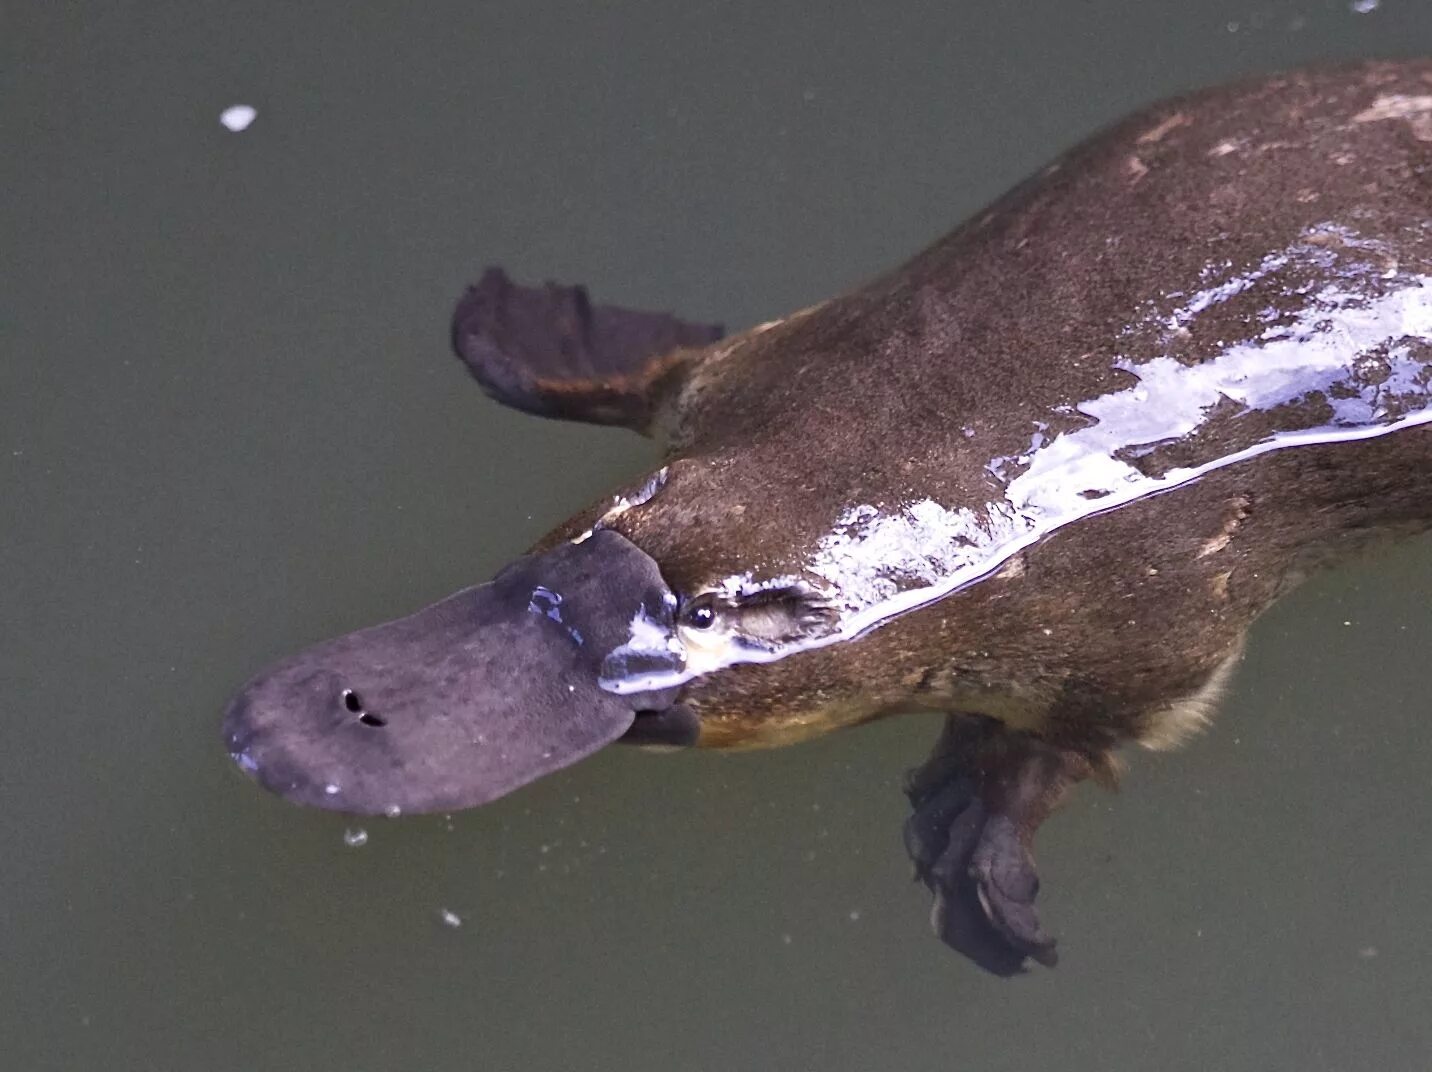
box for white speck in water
[439,908,462,928]
[384,804,402,819]
[219,104,257,132]
[781,933,793,945]
[1226,20,1240,32]
[342,827,368,848]
[1350,0,1379,12]
[848,909,862,922]
[324,783,340,796]
[1359,945,1379,958]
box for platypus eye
[681,595,717,630]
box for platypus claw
[903,716,1070,975]
[905,776,1057,976]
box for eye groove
[680,582,837,646]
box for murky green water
[5,3,1432,1069]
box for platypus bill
[224,59,1432,975]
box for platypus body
[225,59,1432,974]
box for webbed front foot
[905,716,1089,975]
[450,269,723,433]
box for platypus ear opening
[724,583,839,645]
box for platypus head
[222,529,701,815]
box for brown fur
[538,60,1432,765]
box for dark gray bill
[222,530,685,815]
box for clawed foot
[904,719,1069,975]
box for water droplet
[324,783,340,796]
[439,908,462,928]
[343,827,368,848]
[384,804,402,819]
[219,104,257,132]
[1350,0,1379,12]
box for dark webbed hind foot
[905,716,1092,975]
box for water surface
[5,3,1432,1069]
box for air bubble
[219,104,257,132]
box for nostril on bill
[341,688,388,728]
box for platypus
[224,59,1432,975]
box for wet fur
[545,60,1432,760]
[227,59,1432,974]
